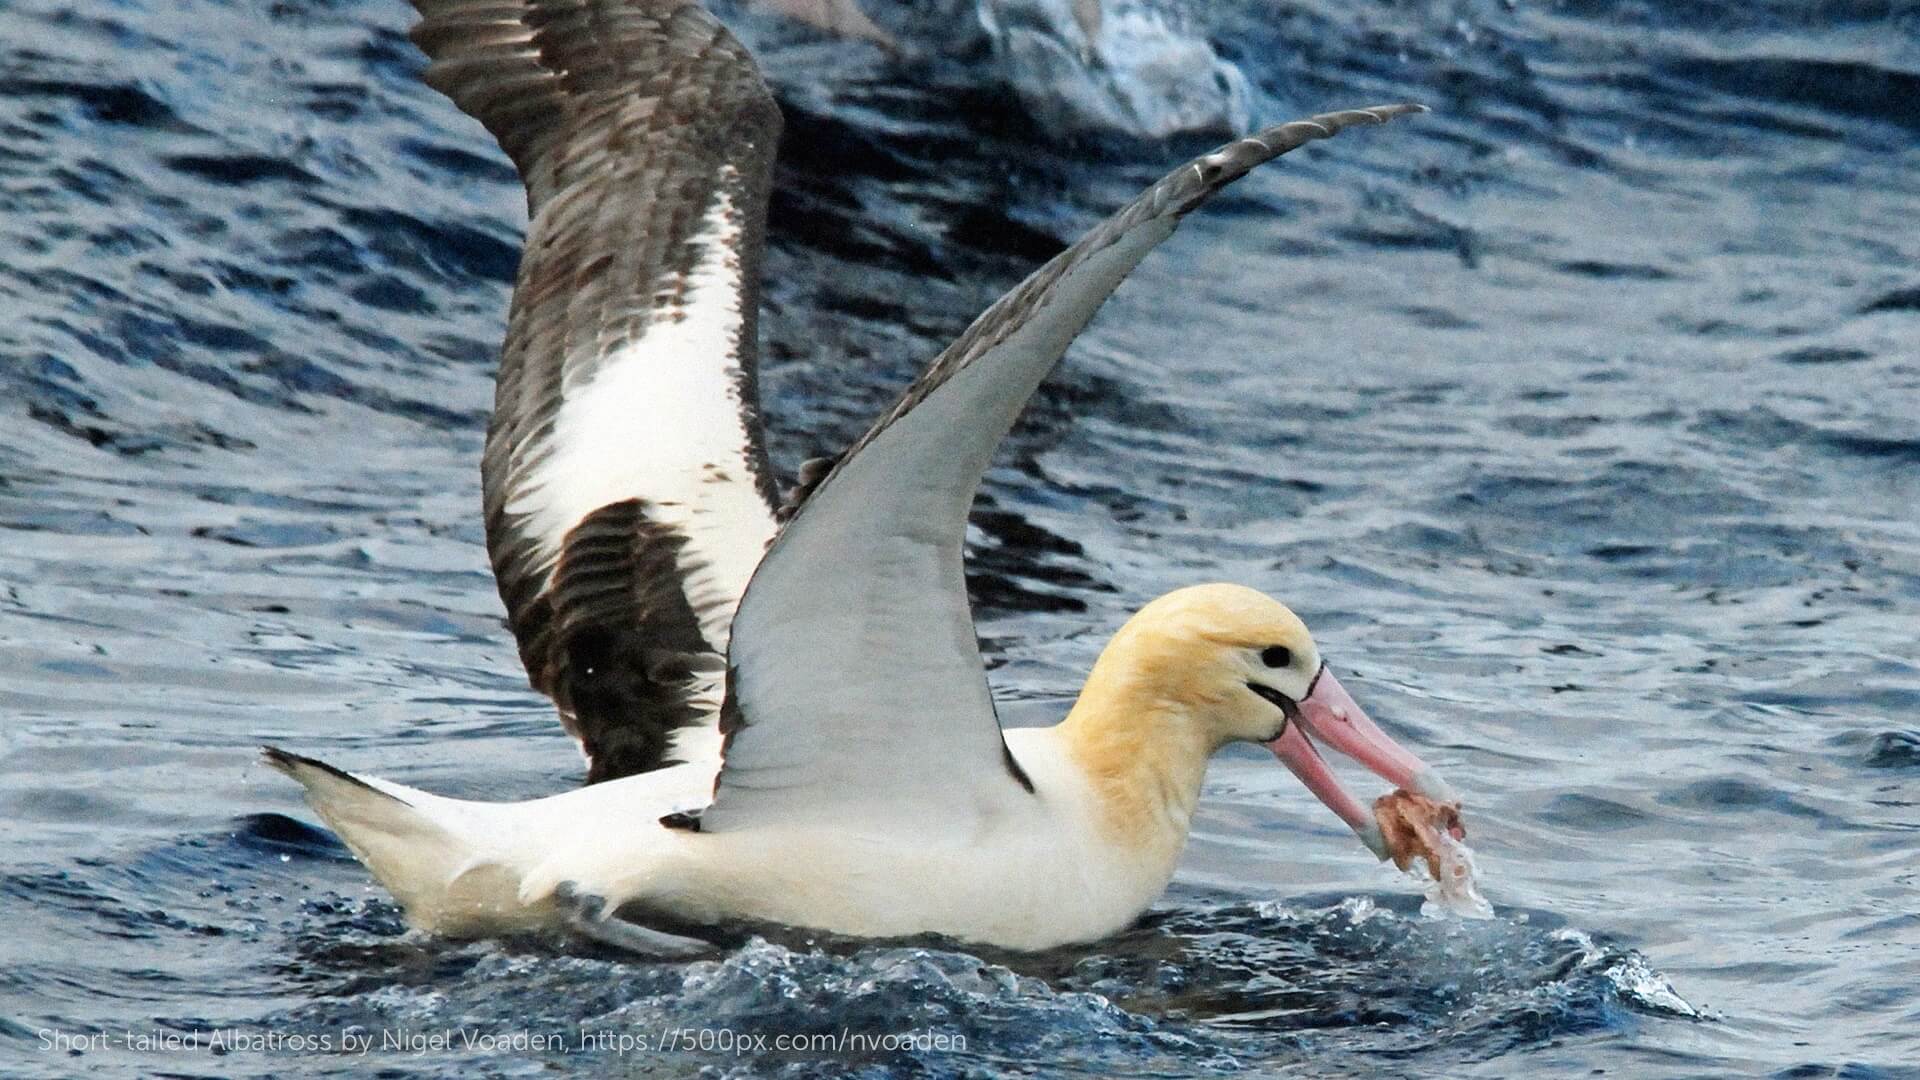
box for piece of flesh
[1372,789,1466,881]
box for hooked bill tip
[1357,819,1390,861]
[1411,768,1459,806]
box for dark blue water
[2,0,1917,1076]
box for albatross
[264,0,1446,955]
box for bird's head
[1082,583,1456,859]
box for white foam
[977,0,1251,138]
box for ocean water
[2,0,1917,1077]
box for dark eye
[1260,646,1292,668]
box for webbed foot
[550,881,712,959]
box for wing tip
[1172,101,1428,215]
[1263,101,1429,143]
[756,97,1432,525]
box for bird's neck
[1056,660,1215,859]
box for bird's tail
[259,747,543,935]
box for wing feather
[406,0,782,782]
[701,104,1427,829]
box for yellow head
[1064,583,1452,859]
[1082,583,1324,748]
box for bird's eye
[1260,645,1292,668]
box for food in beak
[1372,788,1465,881]
[1264,664,1461,859]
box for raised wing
[700,104,1427,831]
[407,0,783,782]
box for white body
[289,725,1183,951]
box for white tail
[260,748,544,935]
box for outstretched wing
[699,104,1427,832]
[407,0,783,782]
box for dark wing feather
[406,0,783,782]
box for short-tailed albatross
[264,0,1444,955]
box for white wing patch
[503,181,776,653]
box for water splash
[1550,928,1701,1020]
[1418,830,1494,920]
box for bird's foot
[549,881,712,959]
